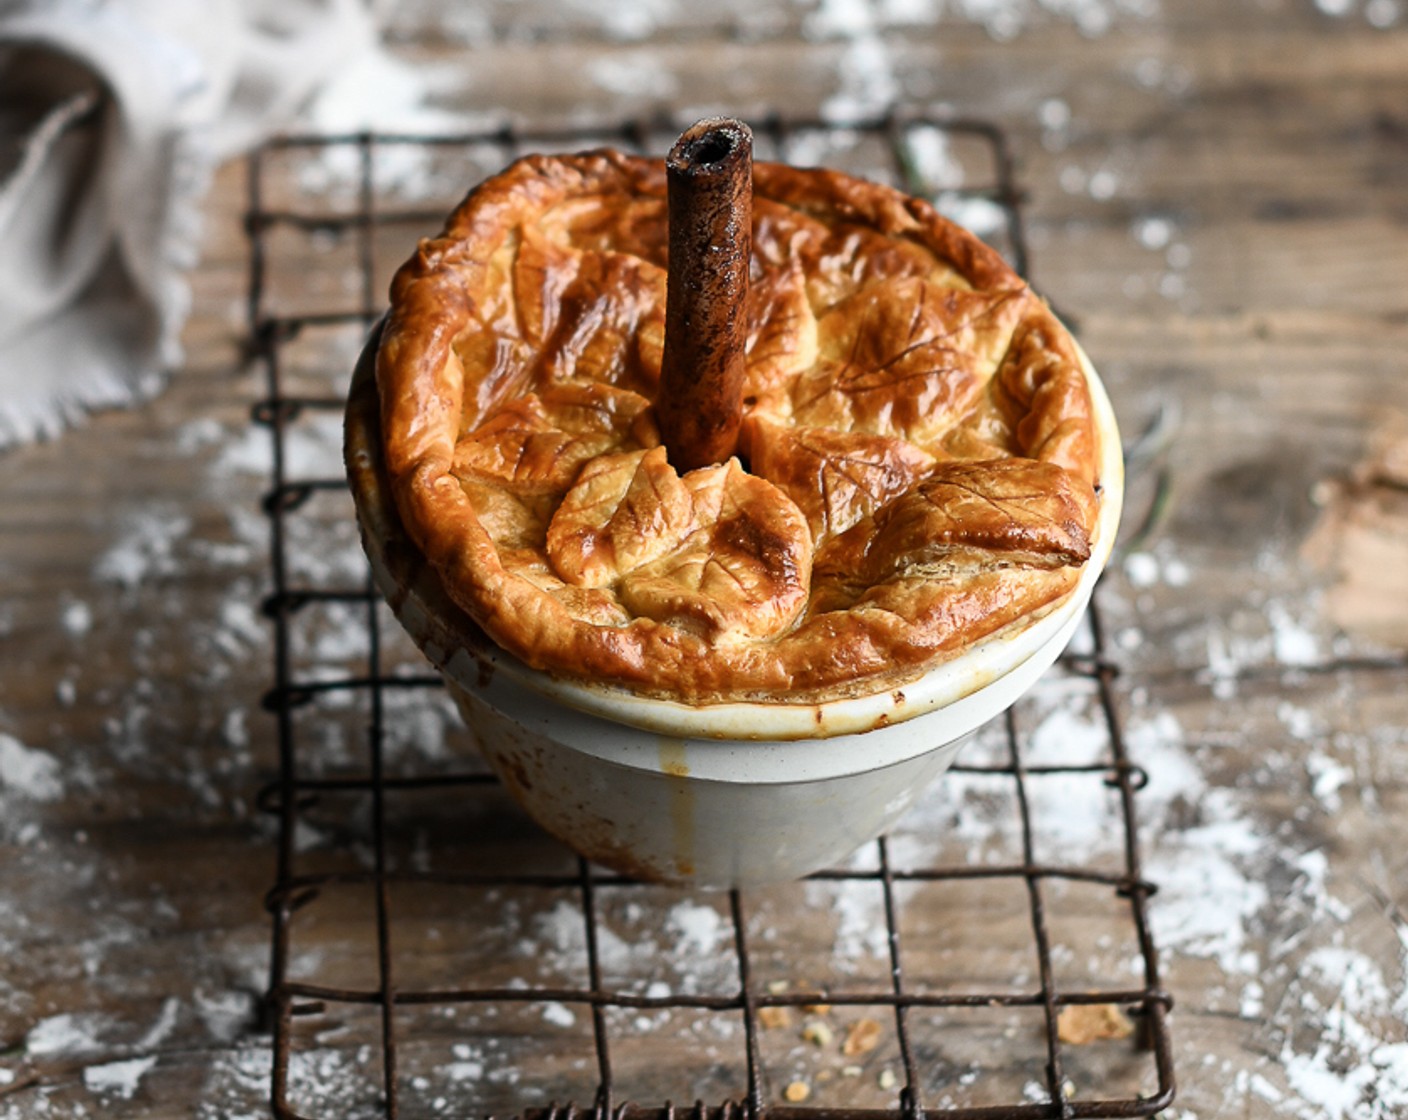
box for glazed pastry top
[376,150,1102,702]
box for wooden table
[3,4,1407,1117]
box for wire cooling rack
[244,110,1175,1120]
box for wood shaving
[1056,1003,1135,1045]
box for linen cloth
[0,0,374,447]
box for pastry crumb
[801,1019,834,1047]
[1056,1003,1134,1044]
[841,1017,883,1056]
[759,1006,793,1030]
[783,1080,811,1103]
[877,1068,897,1090]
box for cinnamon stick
[657,117,754,473]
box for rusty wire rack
[245,110,1175,1120]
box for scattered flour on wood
[803,878,891,967]
[803,0,900,123]
[60,600,93,637]
[25,1012,115,1057]
[136,998,181,1051]
[1304,750,1354,813]
[1275,943,1408,1119]
[1364,0,1401,29]
[1103,528,1408,1116]
[585,56,679,99]
[216,412,344,480]
[525,899,636,977]
[446,1041,486,1082]
[0,733,63,802]
[194,989,258,1045]
[666,901,725,955]
[1145,809,1271,975]
[93,509,192,589]
[83,1055,157,1099]
[198,1044,383,1120]
[1267,599,1321,666]
[561,0,682,40]
[541,1001,577,1028]
[296,43,478,201]
[807,0,1156,41]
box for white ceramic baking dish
[345,326,1123,887]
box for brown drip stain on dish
[658,739,696,880]
[572,822,679,884]
[475,658,494,689]
[658,739,691,778]
[498,750,535,794]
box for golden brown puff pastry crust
[376,149,1103,703]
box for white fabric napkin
[0,0,375,448]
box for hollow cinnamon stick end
[667,117,754,181]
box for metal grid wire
[245,110,1175,1120]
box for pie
[374,149,1105,704]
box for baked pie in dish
[351,122,1122,881]
[373,141,1108,709]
